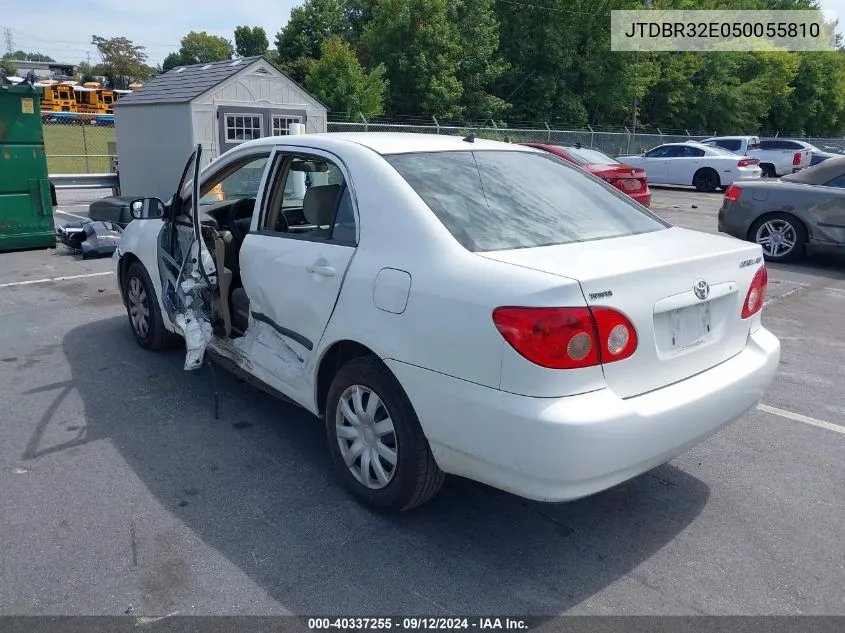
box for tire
[749,213,807,263]
[693,168,720,193]
[122,260,178,350]
[325,355,445,511]
[760,164,777,178]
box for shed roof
[114,56,266,107]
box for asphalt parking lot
[1,186,843,617]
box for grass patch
[42,123,116,174]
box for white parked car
[115,133,781,512]
[618,141,763,192]
[701,136,812,177]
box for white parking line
[55,209,89,221]
[758,404,845,435]
[0,271,114,289]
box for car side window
[822,173,845,188]
[198,156,269,206]
[178,153,270,218]
[645,146,670,158]
[681,147,705,157]
[260,153,357,245]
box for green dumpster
[0,83,56,251]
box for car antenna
[462,70,535,143]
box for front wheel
[750,213,807,263]
[122,260,178,350]
[325,356,445,511]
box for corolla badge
[693,279,710,300]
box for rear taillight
[737,158,759,167]
[793,152,801,165]
[723,184,742,202]
[741,265,768,319]
[492,306,637,369]
[613,178,643,192]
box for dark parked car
[719,156,845,262]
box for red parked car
[521,143,652,207]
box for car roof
[231,132,534,156]
[702,136,759,141]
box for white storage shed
[113,56,329,200]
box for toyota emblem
[693,279,710,300]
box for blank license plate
[670,303,711,350]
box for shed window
[271,115,302,136]
[225,114,263,143]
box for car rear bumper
[732,169,762,181]
[388,327,780,503]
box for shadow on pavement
[55,315,712,616]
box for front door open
[156,144,218,370]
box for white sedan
[619,141,763,192]
[115,132,780,512]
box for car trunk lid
[480,227,764,398]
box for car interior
[188,155,349,340]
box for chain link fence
[42,115,117,174]
[43,113,845,175]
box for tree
[304,36,387,117]
[275,0,350,63]
[362,0,463,116]
[765,51,845,136]
[234,26,269,57]
[449,0,509,120]
[0,58,16,76]
[91,35,152,89]
[176,31,234,65]
[3,50,55,62]
[162,52,184,72]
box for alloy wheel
[755,219,797,258]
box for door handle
[307,264,336,277]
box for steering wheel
[226,198,255,245]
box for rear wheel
[692,168,720,193]
[760,164,777,178]
[750,213,807,263]
[123,261,178,350]
[325,356,445,511]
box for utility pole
[4,28,14,57]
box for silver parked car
[718,157,845,262]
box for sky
[1,0,844,66]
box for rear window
[385,150,668,252]
[706,145,741,157]
[560,146,619,165]
[707,139,742,152]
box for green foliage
[276,0,351,62]
[151,0,845,135]
[0,58,16,76]
[304,36,387,117]
[175,31,234,65]
[91,35,152,89]
[234,26,270,58]
[362,0,463,116]
[3,50,55,62]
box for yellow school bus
[73,85,118,115]
[35,80,77,113]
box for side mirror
[130,197,166,220]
